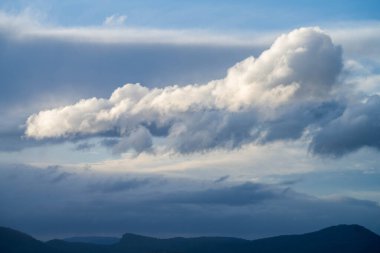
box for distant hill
[0,227,59,253]
[63,236,120,245]
[114,233,250,253]
[249,224,380,253]
[1,224,380,253]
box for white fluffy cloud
[25,27,344,154]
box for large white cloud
[25,27,343,153]
[1,10,380,156]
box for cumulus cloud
[0,9,268,155]
[1,10,380,157]
[25,27,345,154]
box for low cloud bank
[0,164,379,238]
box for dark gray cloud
[278,178,303,186]
[74,142,96,151]
[214,175,229,183]
[169,110,259,153]
[89,178,151,193]
[260,101,345,143]
[0,129,39,152]
[311,95,380,157]
[44,166,74,183]
[161,182,286,206]
[158,100,345,154]
[0,164,379,239]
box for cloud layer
[26,27,358,155]
[0,10,268,46]
[1,164,380,239]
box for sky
[1,0,380,240]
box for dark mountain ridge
[1,224,380,253]
[63,236,120,245]
[0,226,58,253]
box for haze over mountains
[1,224,380,253]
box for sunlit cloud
[20,23,380,159]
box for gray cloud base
[311,95,380,156]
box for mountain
[1,224,380,253]
[0,227,59,253]
[63,236,120,245]
[114,233,250,253]
[47,239,110,253]
[249,224,380,253]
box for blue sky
[1,0,380,29]
[1,0,380,239]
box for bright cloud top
[25,27,380,156]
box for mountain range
[1,224,380,253]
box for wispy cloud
[103,14,127,27]
[0,10,273,46]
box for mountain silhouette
[249,224,380,253]
[0,226,59,253]
[63,236,120,245]
[1,224,380,253]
